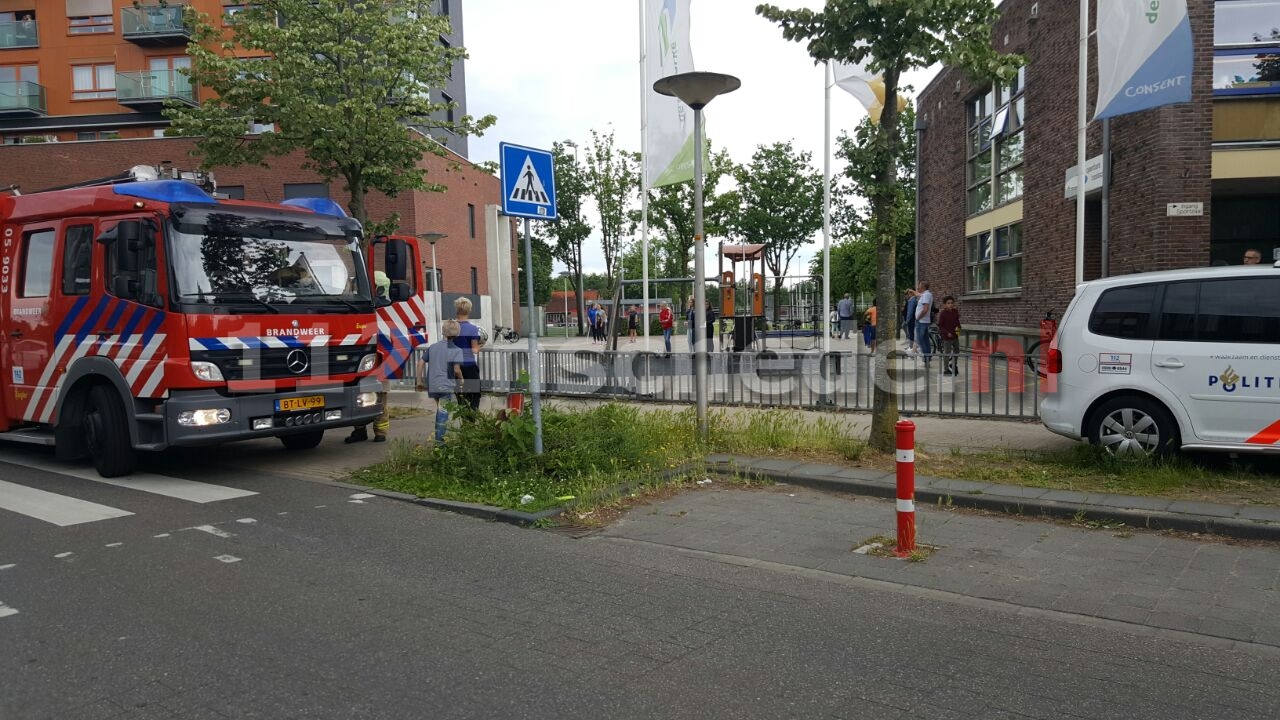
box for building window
[75,130,120,141]
[283,182,328,199]
[220,185,246,200]
[470,267,478,294]
[71,63,115,100]
[1214,1,1280,96]
[468,203,476,238]
[966,67,1025,214]
[440,0,450,16]
[966,222,1022,294]
[442,92,454,123]
[1215,0,1280,47]
[0,64,39,86]
[0,12,38,46]
[68,15,113,34]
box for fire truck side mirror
[101,220,143,275]
[385,238,409,282]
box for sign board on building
[500,142,558,221]
[1166,202,1204,217]
[1063,155,1105,199]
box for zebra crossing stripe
[0,479,134,527]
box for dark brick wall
[918,0,1214,331]
[0,136,510,297]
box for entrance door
[148,56,190,98]
[1151,276,1280,444]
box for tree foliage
[758,0,1020,451]
[726,141,824,319]
[583,128,638,289]
[543,142,593,334]
[516,233,554,307]
[169,0,495,228]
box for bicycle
[492,324,521,344]
[1023,309,1057,378]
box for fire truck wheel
[84,385,136,478]
[279,430,325,451]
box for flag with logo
[832,59,907,124]
[1094,0,1193,120]
[644,0,697,187]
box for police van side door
[1151,276,1280,444]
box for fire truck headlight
[357,353,379,373]
[178,408,232,427]
[191,362,224,382]
[356,392,379,408]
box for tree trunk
[869,69,903,453]
[576,244,586,337]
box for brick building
[0,0,519,327]
[917,0,1280,337]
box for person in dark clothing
[452,296,483,414]
[705,306,716,353]
[938,295,961,376]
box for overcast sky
[461,0,937,278]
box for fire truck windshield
[167,208,372,313]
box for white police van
[1040,262,1280,457]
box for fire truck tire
[84,385,136,478]
[279,430,324,451]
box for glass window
[1215,1,1280,47]
[21,229,54,298]
[1089,285,1157,339]
[967,70,1025,215]
[467,203,476,238]
[62,225,93,295]
[220,185,246,200]
[1213,50,1280,95]
[965,231,992,293]
[998,166,1024,204]
[1196,277,1280,343]
[1159,281,1198,341]
[283,182,328,199]
[470,267,477,294]
[72,63,114,100]
[68,15,112,34]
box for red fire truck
[0,165,426,477]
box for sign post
[500,142,558,455]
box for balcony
[0,81,47,117]
[115,70,197,111]
[0,19,39,49]
[121,5,190,46]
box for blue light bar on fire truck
[113,180,220,205]
[280,197,348,218]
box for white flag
[1094,0,1192,120]
[833,59,906,124]
[644,0,696,187]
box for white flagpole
[639,0,652,352]
[1075,0,1088,285]
[822,60,832,354]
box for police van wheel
[279,430,324,451]
[1088,396,1179,459]
[84,385,136,478]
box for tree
[727,141,824,320]
[516,233,553,306]
[169,0,495,229]
[758,0,1020,452]
[583,128,638,289]
[544,142,593,335]
[643,144,736,314]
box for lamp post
[418,231,447,340]
[653,71,741,438]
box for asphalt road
[1,443,1277,720]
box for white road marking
[314,505,327,508]
[235,518,257,524]
[54,552,73,559]
[277,512,289,516]
[153,533,171,538]
[105,543,123,548]
[0,479,134,527]
[0,601,18,619]
[213,555,241,564]
[350,493,374,500]
[0,450,257,504]
[348,500,367,504]
[0,564,15,571]
[189,525,233,538]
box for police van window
[62,225,94,295]
[1197,277,1280,344]
[19,229,54,298]
[1158,281,1198,341]
[1088,284,1157,339]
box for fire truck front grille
[191,345,377,380]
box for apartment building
[916,0,1280,335]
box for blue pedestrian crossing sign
[500,142,557,221]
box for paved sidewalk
[598,485,1280,650]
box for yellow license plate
[276,395,325,412]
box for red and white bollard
[894,420,916,558]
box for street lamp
[653,71,741,438]
[418,231,447,339]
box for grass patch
[352,404,862,511]
[907,443,1280,506]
